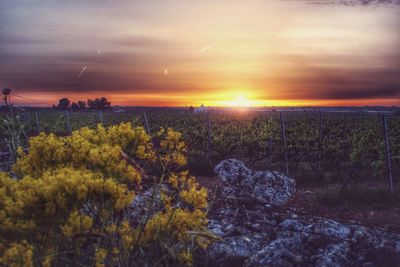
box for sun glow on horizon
[10,91,400,108]
[229,95,252,107]
[199,90,270,107]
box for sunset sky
[0,0,399,107]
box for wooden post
[98,110,103,124]
[66,110,72,133]
[266,112,273,169]
[35,111,40,134]
[317,112,323,171]
[207,109,211,163]
[143,111,150,135]
[280,112,289,176]
[268,136,272,169]
[382,115,394,192]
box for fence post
[317,112,323,171]
[98,110,103,124]
[143,111,150,135]
[280,112,289,176]
[268,138,272,168]
[382,115,394,192]
[207,109,211,163]
[266,112,273,169]
[65,110,72,133]
[35,111,40,134]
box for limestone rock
[214,159,296,207]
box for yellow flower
[118,220,136,249]
[157,128,188,168]
[95,248,108,267]
[179,250,193,266]
[168,173,179,189]
[41,256,53,267]
[61,210,93,237]
[1,241,33,267]
[180,187,208,209]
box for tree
[71,101,86,110]
[55,98,71,110]
[77,101,86,109]
[87,97,111,110]
[2,88,11,105]
[71,102,79,110]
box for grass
[316,184,400,209]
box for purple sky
[1,0,399,106]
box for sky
[0,0,399,107]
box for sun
[231,95,251,107]
[202,90,267,107]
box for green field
[2,108,399,187]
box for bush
[0,122,211,266]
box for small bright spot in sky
[164,69,169,76]
[200,45,211,53]
[78,65,87,79]
[97,49,102,55]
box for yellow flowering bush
[169,171,208,209]
[0,122,210,266]
[156,127,188,168]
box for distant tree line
[53,97,111,110]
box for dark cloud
[321,86,399,99]
[259,62,400,100]
[293,0,400,5]
[115,35,177,49]
[0,51,213,94]
[1,50,399,101]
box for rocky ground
[205,159,400,267]
[200,179,400,234]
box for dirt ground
[198,175,400,234]
[286,187,400,233]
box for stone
[313,242,351,267]
[203,159,400,266]
[244,238,303,267]
[362,262,376,267]
[207,233,271,267]
[309,219,351,240]
[214,159,296,207]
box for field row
[1,109,399,186]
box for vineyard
[1,108,399,190]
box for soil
[198,175,400,234]
[286,187,400,233]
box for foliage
[71,101,87,110]
[54,98,71,110]
[88,97,111,110]
[350,121,385,177]
[0,122,210,266]
[0,108,28,169]
[4,109,400,184]
[2,88,12,105]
